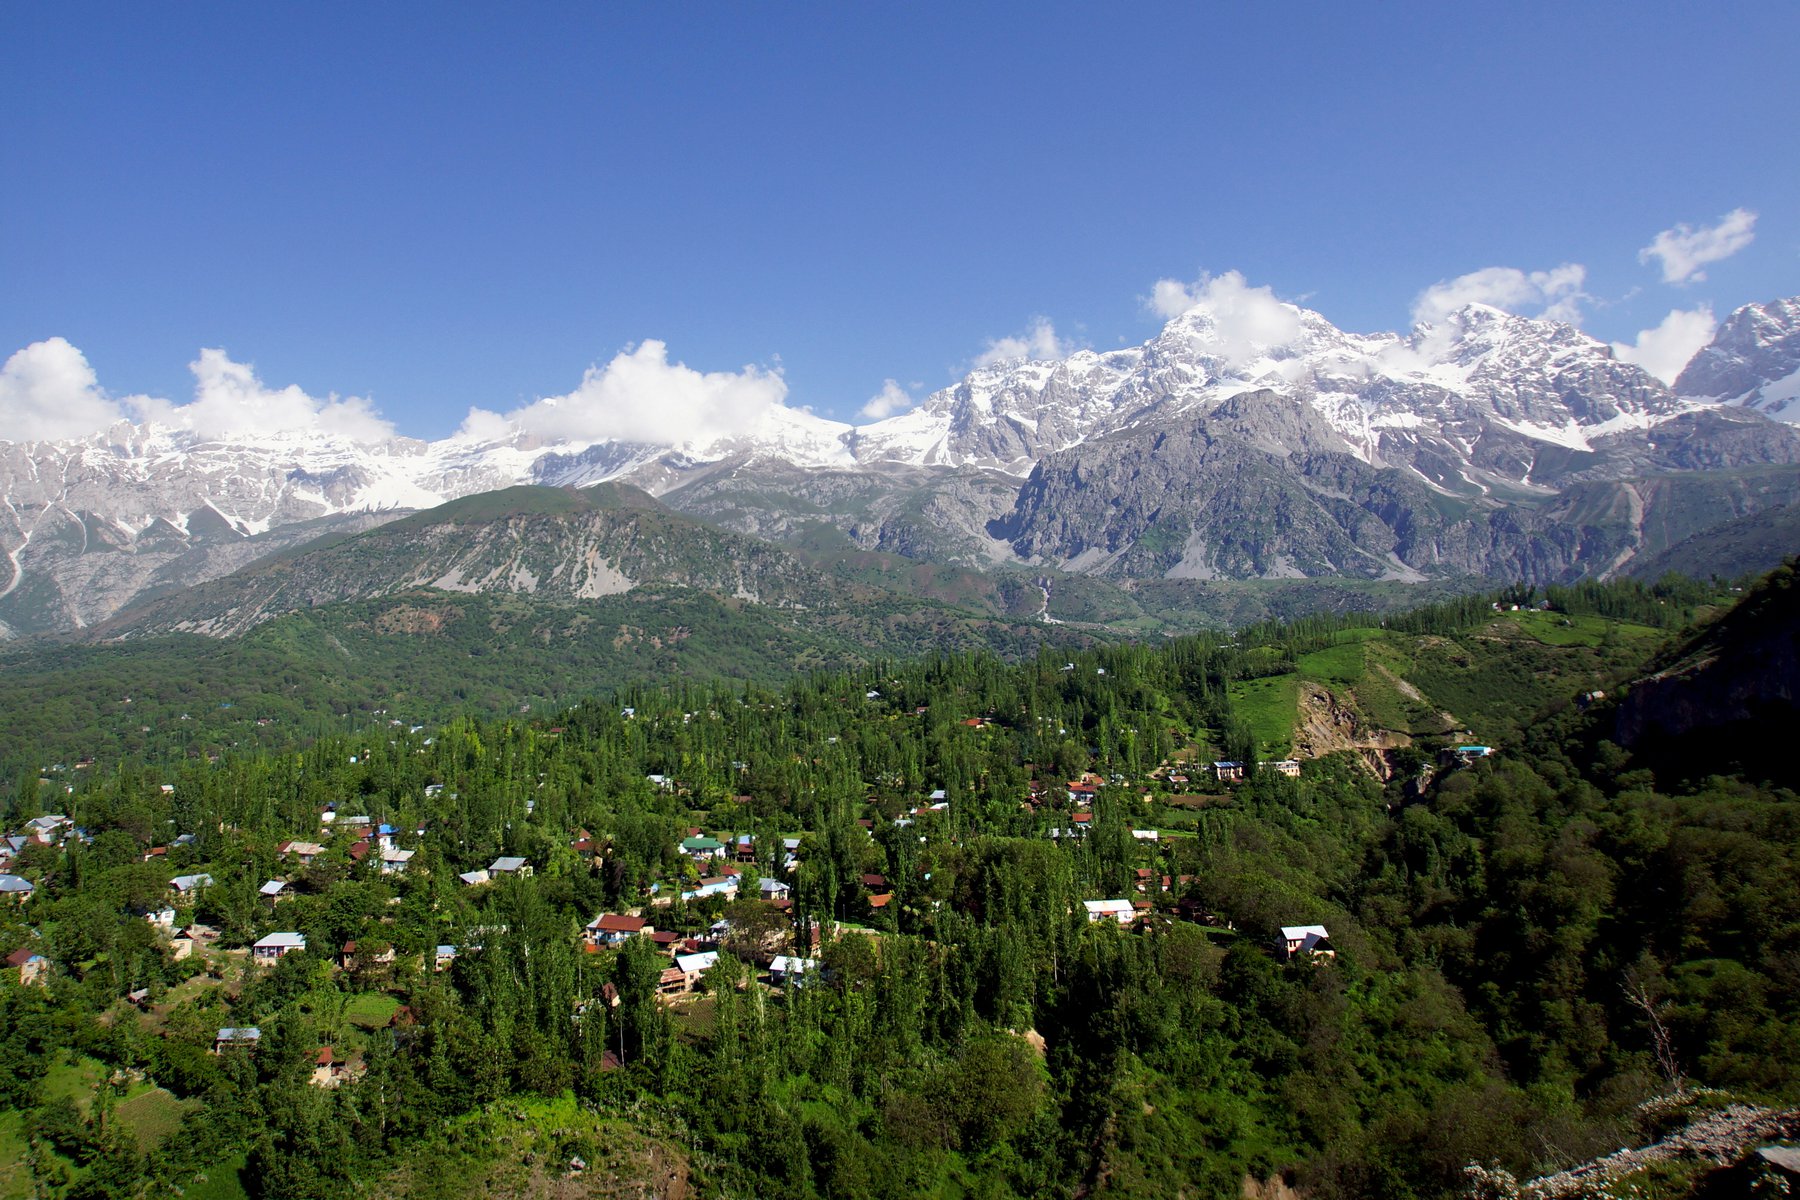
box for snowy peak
[1676,296,1800,423]
[854,299,1696,475]
[1405,305,1691,440]
[5,294,1800,637]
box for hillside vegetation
[0,572,1791,1199]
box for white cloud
[455,406,515,444]
[129,349,395,443]
[0,338,128,442]
[1639,208,1756,284]
[1411,263,1589,327]
[973,317,1071,368]
[1148,278,1205,320]
[0,340,397,445]
[858,379,915,421]
[1143,270,1304,366]
[1611,305,1716,385]
[459,339,787,447]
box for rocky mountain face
[851,302,1700,484]
[95,484,830,639]
[1676,296,1800,423]
[991,392,1800,583]
[8,296,1800,637]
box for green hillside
[1219,597,1681,764]
[0,585,1106,767]
[0,572,1790,1200]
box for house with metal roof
[169,873,213,898]
[252,932,307,963]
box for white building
[1082,898,1135,925]
[252,932,307,963]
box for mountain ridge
[8,296,1800,635]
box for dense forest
[0,570,1793,1199]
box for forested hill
[1616,558,1799,780]
[0,573,1793,1199]
[0,581,1111,768]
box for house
[675,950,719,988]
[584,913,649,948]
[169,923,218,961]
[680,836,725,860]
[1276,925,1335,962]
[489,856,531,877]
[340,940,395,972]
[1260,760,1302,778]
[769,955,818,984]
[277,840,326,865]
[1451,745,1495,765]
[860,873,887,891]
[310,1047,348,1088]
[6,947,47,986]
[1212,761,1246,783]
[0,875,35,902]
[1083,899,1136,925]
[214,1027,261,1052]
[681,876,739,902]
[1131,829,1160,842]
[252,932,307,963]
[868,893,893,910]
[145,907,177,933]
[169,873,213,899]
[433,945,459,972]
[758,877,792,902]
[733,836,757,863]
[380,848,415,875]
[24,815,71,843]
[259,879,289,901]
[1175,896,1221,926]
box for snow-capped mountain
[852,300,1696,484]
[4,295,1800,636]
[1677,296,1800,424]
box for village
[0,715,1377,1100]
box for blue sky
[4,3,1798,440]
